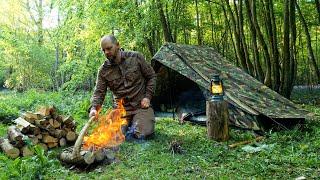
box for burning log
[0,138,20,158]
[83,151,95,164]
[60,117,95,164]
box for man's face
[101,39,119,61]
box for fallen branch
[228,136,264,148]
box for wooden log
[54,129,66,139]
[206,99,229,141]
[47,142,58,148]
[21,146,34,157]
[49,119,61,129]
[13,117,35,134]
[59,138,67,147]
[60,117,94,164]
[21,112,43,123]
[7,126,24,147]
[0,138,20,158]
[37,106,55,117]
[94,149,105,162]
[38,143,48,151]
[63,127,72,132]
[30,127,41,135]
[55,115,64,123]
[83,151,95,164]
[36,134,43,140]
[28,135,39,145]
[228,136,265,148]
[66,131,77,142]
[42,135,58,143]
[105,149,115,160]
[35,119,50,127]
[46,125,56,136]
[60,147,93,165]
[62,116,74,125]
[66,121,76,129]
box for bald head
[101,35,118,46]
[100,34,120,62]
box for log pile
[0,106,78,158]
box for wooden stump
[206,100,229,141]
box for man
[89,35,156,139]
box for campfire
[60,99,127,165]
[83,99,127,150]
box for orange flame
[83,99,127,150]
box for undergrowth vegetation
[0,89,319,179]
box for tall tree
[296,1,320,83]
[222,0,249,73]
[156,0,174,42]
[244,0,264,82]
[251,0,272,87]
[264,0,280,91]
[280,0,297,98]
[315,0,320,24]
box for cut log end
[0,138,20,158]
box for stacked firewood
[0,106,77,158]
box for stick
[71,116,95,157]
[228,136,264,148]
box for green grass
[0,90,319,179]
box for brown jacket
[91,51,156,112]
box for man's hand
[89,109,98,119]
[141,97,150,109]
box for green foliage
[0,145,61,179]
[0,90,319,178]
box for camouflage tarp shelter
[151,43,308,131]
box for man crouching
[89,34,156,139]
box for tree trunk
[244,0,264,82]
[237,0,254,76]
[156,0,173,42]
[223,0,249,73]
[208,1,215,46]
[264,0,280,91]
[195,0,202,45]
[251,0,272,87]
[315,0,320,24]
[296,2,320,83]
[280,0,293,98]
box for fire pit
[59,100,127,167]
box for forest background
[0,0,320,179]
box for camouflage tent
[152,43,308,131]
